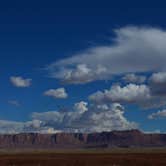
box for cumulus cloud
[89,84,151,105]
[149,72,166,95]
[148,109,166,119]
[44,88,68,99]
[73,101,88,113]
[51,64,108,84]
[0,119,62,134]
[88,83,166,109]
[0,101,137,133]
[122,73,146,83]
[31,101,89,132]
[0,120,24,134]
[31,102,137,133]
[47,26,166,84]
[150,72,166,84]
[10,76,32,87]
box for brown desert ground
[0,148,166,166]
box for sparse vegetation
[0,149,166,166]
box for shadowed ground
[0,149,166,166]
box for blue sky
[1,1,166,133]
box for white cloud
[88,83,166,109]
[0,119,62,134]
[122,73,146,83]
[148,109,166,119]
[10,76,32,87]
[89,84,151,105]
[8,100,21,107]
[150,72,166,84]
[51,64,108,84]
[144,129,162,134]
[149,72,166,95]
[0,120,24,134]
[83,103,137,132]
[44,88,68,99]
[47,26,166,84]
[0,101,137,133]
[73,101,88,113]
[32,102,137,133]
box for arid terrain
[0,149,166,166]
[0,130,166,165]
[1,130,166,149]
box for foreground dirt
[0,152,166,166]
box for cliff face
[86,130,166,147]
[0,130,166,149]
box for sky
[1,1,166,133]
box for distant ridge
[0,130,166,149]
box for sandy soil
[0,151,166,166]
